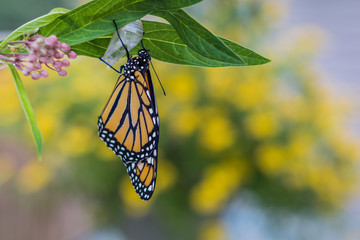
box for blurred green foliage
[0,0,358,239]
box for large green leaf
[39,0,202,46]
[0,8,69,50]
[155,9,262,66]
[8,64,43,160]
[71,21,269,67]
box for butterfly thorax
[122,49,151,79]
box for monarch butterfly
[98,20,161,201]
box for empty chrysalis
[102,20,143,66]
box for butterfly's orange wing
[98,68,159,200]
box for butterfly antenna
[98,57,121,73]
[141,39,145,49]
[112,20,130,60]
[141,32,146,49]
[150,61,166,96]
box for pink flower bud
[25,63,34,71]
[31,72,40,80]
[58,69,67,77]
[61,59,70,67]
[28,54,37,62]
[30,42,40,52]
[34,62,42,70]
[15,62,23,70]
[46,57,55,64]
[47,49,55,56]
[39,48,47,57]
[35,36,45,45]
[45,35,58,48]
[54,51,64,59]
[22,69,30,76]
[39,70,49,78]
[60,43,71,52]
[39,56,47,63]
[67,51,77,59]
[53,61,63,69]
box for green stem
[7,63,43,160]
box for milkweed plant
[0,0,270,159]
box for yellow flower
[190,159,248,215]
[257,143,287,176]
[36,108,61,141]
[59,126,95,156]
[262,1,287,21]
[205,68,236,99]
[156,158,177,193]
[171,107,201,137]
[17,161,51,193]
[279,96,310,123]
[287,130,315,159]
[244,110,279,139]
[199,115,235,152]
[118,158,176,217]
[199,220,226,240]
[0,71,22,126]
[167,72,197,102]
[312,100,339,132]
[119,176,152,217]
[307,165,344,206]
[96,142,120,161]
[234,74,270,110]
[327,131,360,161]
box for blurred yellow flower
[244,110,279,139]
[0,154,16,185]
[205,68,236,99]
[36,108,60,141]
[292,27,327,55]
[288,130,315,159]
[327,132,360,161]
[190,159,248,215]
[71,58,114,102]
[257,143,287,176]
[262,1,287,21]
[171,107,201,137]
[96,142,120,161]
[199,115,235,152]
[17,161,51,193]
[119,157,176,217]
[307,165,344,206]
[313,102,338,132]
[119,176,151,217]
[0,70,22,126]
[59,126,95,156]
[156,158,177,193]
[279,96,310,123]
[167,72,197,102]
[199,220,226,240]
[234,74,270,110]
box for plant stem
[0,53,15,63]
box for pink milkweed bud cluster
[2,35,77,80]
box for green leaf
[71,37,110,58]
[8,64,43,160]
[38,0,202,46]
[140,21,270,66]
[155,9,268,66]
[0,8,69,50]
[71,21,270,67]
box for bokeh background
[1,0,360,239]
